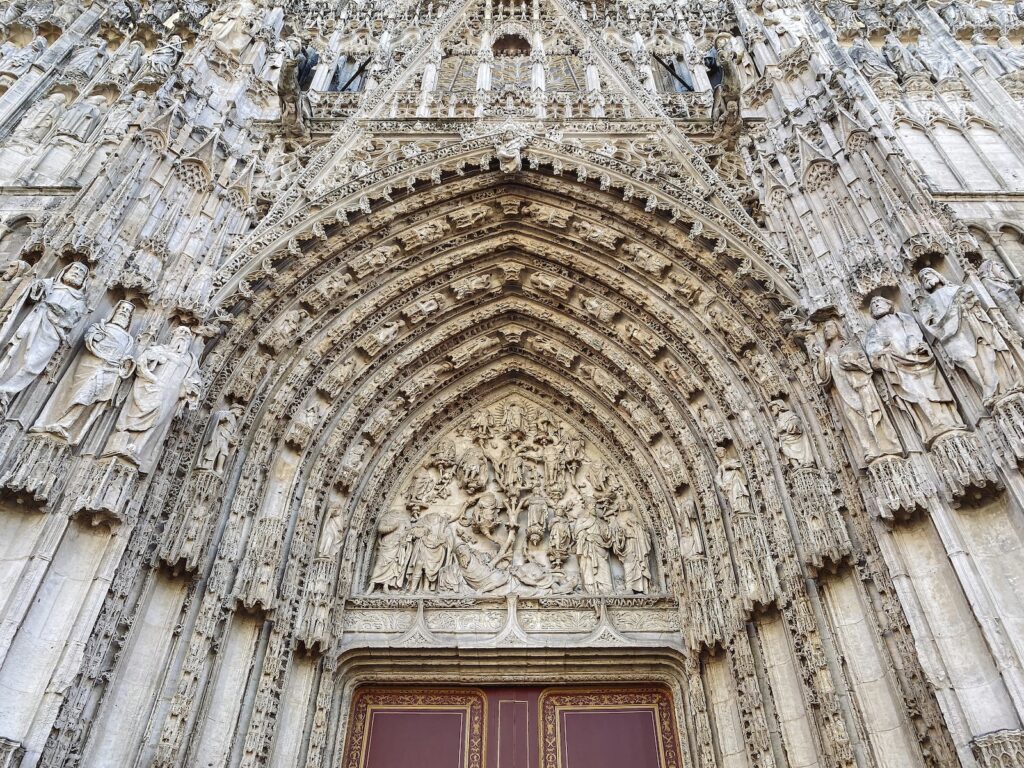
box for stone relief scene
[2,0,1024,764]
[366,396,657,596]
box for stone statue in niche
[31,300,136,446]
[138,35,183,83]
[0,262,88,411]
[849,38,896,80]
[811,318,902,463]
[8,93,65,144]
[917,268,1022,405]
[317,503,345,559]
[276,38,313,139]
[882,33,927,80]
[863,296,965,445]
[207,0,260,59]
[54,95,108,143]
[709,34,741,125]
[105,326,203,472]
[979,259,1024,339]
[196,404,244,475]
[366,396,656,596]
[762,0,807,53]
[715,445,754,516]
[768,399,814,468]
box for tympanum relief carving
[366,396,658,597]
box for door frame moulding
[323,646,692,768]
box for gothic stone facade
[1,0,1024,765]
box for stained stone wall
[0,0,1024,766]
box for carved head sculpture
[1,260,30,281]
[110,300,135,329]
[918,267,945,292]
[169,325,194,352]
[822,318,844,343]
[60,262,88,289]
[869,295,895,319]
[980,259,1012,284]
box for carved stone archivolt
[3,0,1023,766]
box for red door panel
[343,685,679,768]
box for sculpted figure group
[0,262,203,471]
[810,264,1024,461]
[367,398,655,596]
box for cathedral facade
[1,0,1024,765]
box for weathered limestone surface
[0,0,1022,765]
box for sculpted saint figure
[715,446,753,515]
[709,35,742,125]
[139,35,183,82]
[612,503,652,593]
[404,509,458,592]
[762,0,806,52]
[572,501,614,593]
[197,404,244,474]
[979,259,1024,339]
[9,93,65,143]
[208,0,259,58]
[369,510,412,593]
[768,399,814,468]
[849,37,895,79]
[812,319,901,462]
[453,528,510,593]
[0,262,88,410]
[32,301,136,445]
[316,503,344,558]
[863,296,964,444]
[917,268,1021,404]
[105,326,202,471]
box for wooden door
[341,685,681,768]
